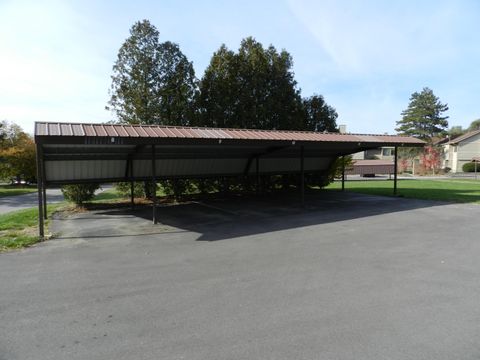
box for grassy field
[0,203,64,252]
[326,179,480,203]
[0,184,37,198]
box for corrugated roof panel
[205,128,224,139]
[142,126,157,137]
[133,126,149,137]
[245,130,266,140]
[189,128,206,138]
[232,129,250,140]
[169,127,186,138]
[48,123,60,136]
[268,131,288,140]
[123,126,138,137]
[71,124,84,136]
[82,124,95,136]
[174,127,194,138]
[60,123,72,136]
[105,126,118,137]
[92,124,106,136]
[113,125,128,137]
[150,127,169,137]
[36,123,47,136]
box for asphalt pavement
[1,191,480,360]
[0,188,64,214]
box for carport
[34,122,424,237]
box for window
[382,148,394,156]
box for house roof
[449,129,480,145]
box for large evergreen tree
[303,95,338,132]
[195,45,239,128]
[107,20,197,125]
[196,37,303,130]
[396,87,449,142]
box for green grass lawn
[0,203,64,252]
[0,184,37,198]
[326,179,480,203]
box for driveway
[0,188,64,214]
[1,191,480,360]
[0,185,112,214]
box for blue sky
[1,0,479,135]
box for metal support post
[341,156,345,191]
[151,145,157,224]
[129,159,135,209]
[255,156,260,194]
[394,146,398,195]
[300,145,305,206]
[41,152,47,219]
[36,145,44,239]
[42,185,47,219]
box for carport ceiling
[35,122,424,185]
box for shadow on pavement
[55,190,445,242]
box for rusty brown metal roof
[35,122,425,145]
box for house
[350,147,395,176]
[352,146,395,161]
[441,130,480,172]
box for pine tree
[396,87,449,142]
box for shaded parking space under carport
[51,190,444,242]
[2,191,480,360]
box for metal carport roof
[34,121,424,237]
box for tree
[302,95,338,132]
[0,121,36,182]
[195,45,239,128]
[196,37,303,130]
[420,145,441,175]
[107,19,197,125]
[448,125,465,139]
[467,119,480,132]
[396,87,449,142]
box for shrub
[114,181,145,198]
[462,162,479,172]
[61,183,100,205]
[158,179,194,200]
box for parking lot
[1,191,480,360]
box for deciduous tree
[0,121,36,182]
[107,20,197,125]
[302,94,338,132]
